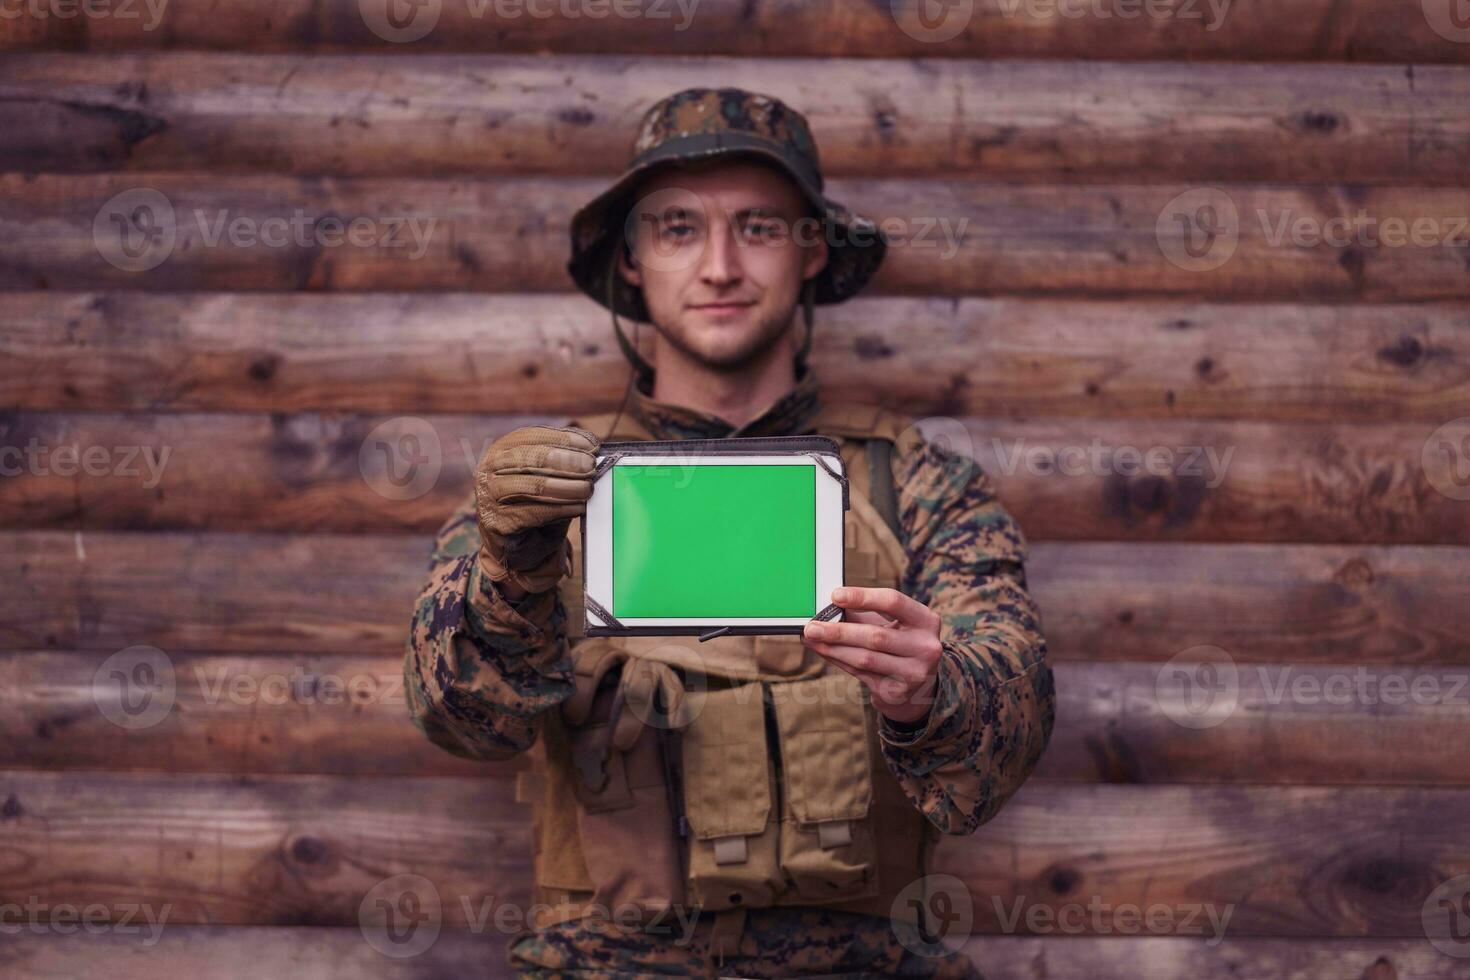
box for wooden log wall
[3,2,1470,976]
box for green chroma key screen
[612,464,816,618]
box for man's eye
[661,223,694,238]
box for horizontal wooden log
[961,936,1470,980]
[5,55,1470,184]
[3,411,1468,544]
[10,650,1470,785]
[6,293,1470,423]
[6,174,1470,300]
[1,771,1467,937]
[1038,661,1470,785]
[1,929,1460,980]
[0,927,512,980]
[1,0,1466,63]
[5,531,1467,665]
[3,650,487,777]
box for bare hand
[802,586,942,726]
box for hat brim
[567,142,887,323]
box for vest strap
[708,906,747,968]
[866,437,901,541]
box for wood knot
[1334,557,1375,588]
[1045,865,1082,896]
[247,353,281,383]
[290,835,329,865]
[854,335,895,360]
[1361,956,1399,980]
[1293,110,1342,134]
[1376,336,1423,369]
[2,794,21,819]
[1195,356,1223,381]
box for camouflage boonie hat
[567,87,888,326]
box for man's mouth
[691,301,756,317]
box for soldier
[404,87,1055,979]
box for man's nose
[699,217,742,285]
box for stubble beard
[652,302,798,374]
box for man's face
[618,157,829,371]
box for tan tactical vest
[513,401,940,936]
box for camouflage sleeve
[874,438,1056,836]
[402,493,577,761]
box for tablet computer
[582,435,849,639]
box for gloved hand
[474,424,600,595]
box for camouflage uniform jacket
[404,368,1056,839]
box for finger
[832,586,939,630]
[837,609,895,627]
[803,639,913,680]
[480,497,586,536]
[495,425,600,454]
[491,474,596,505]
[495,444,597,478]
[806,644,918,705]
[804,620,929,659]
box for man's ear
[618,241,642,288]
[802,232,829,284]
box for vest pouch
[565,675,686,922]
[771,672,879,903]
[679,682,783,911]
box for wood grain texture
[4,531,1467,665]
[3,928,1461,979]
[0,927,513,980]
[958,936,1470,980]
[3,650,489,777]
[3,410,1468,544]
[9,650,1470,786]
[1,929,1461,980]
[5,55,1469,184]
[1,0,1466,63]
[1039,661,1470,785]
[7,174,1470,300]
[1,771,1466,937]
[6,293,1470,422]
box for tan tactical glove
[474,424,600,595]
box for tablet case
[582,434,849,642]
